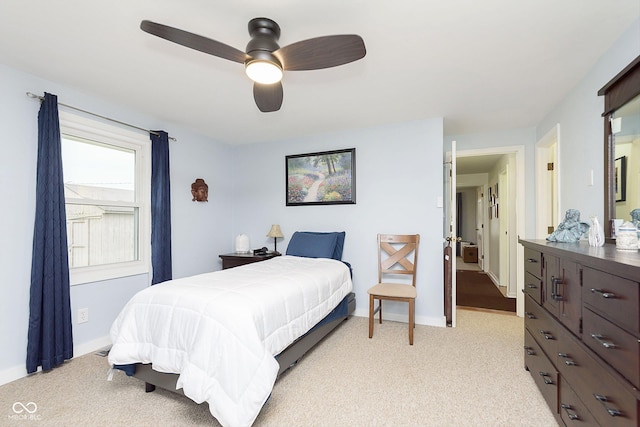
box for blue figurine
[631,209,640,227]
[547,209,590,242]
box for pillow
[285,231,345,260]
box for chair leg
[378,299,382,324]
[408,299,415,345]
[369,294,374,338]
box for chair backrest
[377,234,420,286]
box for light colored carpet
[0,309,559,426]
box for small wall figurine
[547,209,590,242]
[191,178,208,202]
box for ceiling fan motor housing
[246,18,282,68]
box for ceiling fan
[140,18,366,112]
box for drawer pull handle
[539,371,553,385]
[551,276,563,301]
[591,334,617,349]
[524,346,535,356]
[590,288,616,299]
[526,283,538,289]
[594,394,623,417]
[557,353,577,366]
[525,311,536,319]
[561,404,580,421]
[539,330,554,340]
[527,258,538,263]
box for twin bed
[108,231,354,427]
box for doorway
[453,146,525,317]
[536,124,560,238]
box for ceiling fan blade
[275,35,366,71]
[140,20,249,64]
[253,82,283,112]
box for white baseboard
[486,271,500,287]
[0,335,111,387]
[0,364,29,387]
[74,335,112,358]
[352,308,446,327]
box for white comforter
[108,256,352,427]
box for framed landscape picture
[285,148,356,206]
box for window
[59,111,150,285]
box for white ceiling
[0,1,638,145]
[456,154,504,176]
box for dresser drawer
[525,295,558,359]
[524,271,542,304]
[583,308,639,389]
[582,267,639,335]
[559,378,599,426]
[556,324,638,426]
[524,329,558,413]
[524,247,542,279]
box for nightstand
[219,252,279,269]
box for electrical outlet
[78,308,89,324]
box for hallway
[456,266,515,312]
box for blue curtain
[27,92,73,373]
[150,131,172,285]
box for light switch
[437,196,443,207]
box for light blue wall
[537,18,640,227]
[0,64,235,384]
[230,120,445,324]
[444,18,640,239]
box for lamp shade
[267,224,284,238]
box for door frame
[535,124,561,239]
[455,145,526,317]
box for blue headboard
[285,231,346,260]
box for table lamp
[266,224,284,255]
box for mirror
[613,95,640,222]
[598,55,640,239]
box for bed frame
[134,292,355,394]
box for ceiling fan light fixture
[140,18,366,111]
[245,60,283,84]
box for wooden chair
[368,234,420,345]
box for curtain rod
[26,92,177,142]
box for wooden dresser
[519,239,640,426]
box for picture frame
[285,148,356,206]
[615,156,627,202]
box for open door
[444,140,458,327]
[498,167,510,291]
[475,186,484,271]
